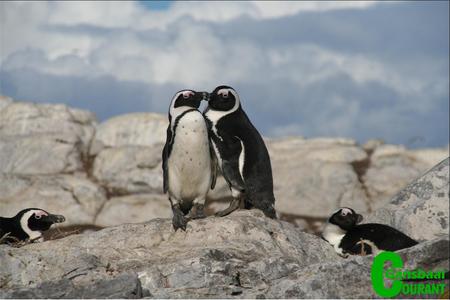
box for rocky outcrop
[1,95,448,231]
[367,157,449,241]
[0,95,449,298]
[1,210,448,299]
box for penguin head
[328,207,363,231]
[16,208,66,240]
[208,85,241,112]
[169,89,208,116]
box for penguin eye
[221,92,229,98]
[341,211,348,217]
[182,91,194,99]
[34,214,42,219]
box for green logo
[371,251,447,298]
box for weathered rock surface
[0,94,448,237]
[95,194,171,227]
[367,157,449,241]
[1,209,448,299]
[363,144,449,210]
[92,145,164,195]
[267,137,370,218]
[265,238,449,299]
[0,210,337,298]
[0,99,96,175]
[92,113,167,152]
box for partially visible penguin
[203,85,276,218]
[321,207,418,257]
[162,89,217,231]
[0,208,66,244]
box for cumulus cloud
[0,1,448,147]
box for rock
[0,174,107,226]
[1,273,144,299]
[267,137,370,218]
[367,157,449,241]
[1,209,448,298]
[95,194,171,227]
[93,113,168,149]
[0,134,85,175]
[266,238,449,298]
[92,145,164,195]
[0,210,337,298]
[363,144,448,210]
[0,95,13,111]
[0,101,96,156]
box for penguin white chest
[168,112,211,201]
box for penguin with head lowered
[162,89,217,231]
[321,207,418,257]
[203,85,276,218]
[0,208,66,244]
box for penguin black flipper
[162,124,173,194]
[210,143,218,190]
[220,136,246,192]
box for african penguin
[162,89,217,231]
[0,208,66,244]
[321,207,418,257]
[203,85,276,219]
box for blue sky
[0,1,448,148]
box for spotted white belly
[168,111,212,202]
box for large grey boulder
[1,208,448,299]
[91,113,167,154]
[267,137,370,218]
[95,194,171,227]
[92,145,164,195]
[367,157,449,241]
[0,210,337,298]
[266,238,449,299]
[0,174,107,226]
[0,99,96,175]
[363,144,449,210]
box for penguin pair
[162,86,276,231]
[0,208,66,244]
[321,207,418,257]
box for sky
[0,1,448,148]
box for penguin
[321,207,418,257]
[162,89,217,231]
[203,85,276,218]
[0,208,66,244]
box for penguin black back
[204,86,276,218]
[322,207,418,256]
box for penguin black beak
[200,91,209,101]
[356,214,363,224]
[43,214,66,224]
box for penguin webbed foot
[172,205,188,231]
[215,197,241,217]
[187,204,206,220]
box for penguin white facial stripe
[341,208,352,216]
[20,210,43,240]
[205,89,240,121]
[169,90,194,118]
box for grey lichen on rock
[367,157,449,241]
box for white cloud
[0,1,448,147]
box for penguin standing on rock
[0,208,66,244]
[162,89,217,231]
[203,85,276,218]
[321,207,418,257]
